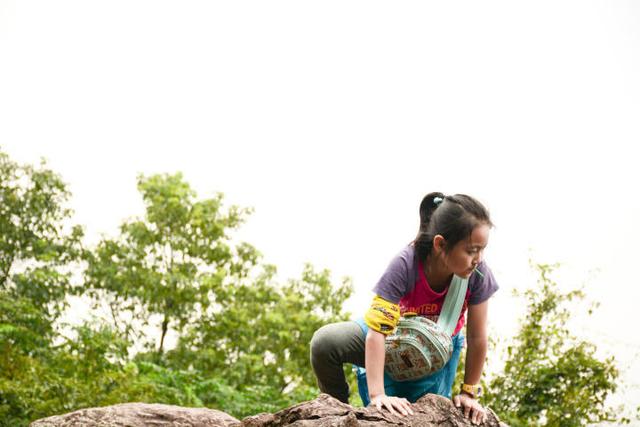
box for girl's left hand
[452,393,486,425]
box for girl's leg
[310,321,365,403]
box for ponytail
[418,191,445,231]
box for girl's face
[442,223,491,278]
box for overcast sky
[1,0,639,418]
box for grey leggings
[309,321,366,404]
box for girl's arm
[453,299,489,424]
[464,299,489,385]
[364,329,386,398]
[365,329,413,416]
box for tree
[0,291,53,426]
[0,153,357,421]
[0,150,83,322]
[0,149,85,426]
[171,263,353,399]
[484,263,622,426]
[82,171,355,415]
[83,172,255,353]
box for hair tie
[433,197,444,205]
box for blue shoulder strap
[436,275,468,336]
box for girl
[310,192,498,425]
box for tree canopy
[0,151,83,321]
[83,172,256,353]
[484,263,622,426]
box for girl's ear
[432,234,446,254]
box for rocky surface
[243,394,508,427]
[30,394,508,426]
[29,402,240,427]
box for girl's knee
[310,323,335,362]
[311,322,355,366]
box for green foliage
[0,291,50,426]
[0,312,136,426]
[83,173,254,353]
[171,263,353,397]
[82,170,354,414]
[0,151,83,321]
[0,292,52,359]
[0,150,352,423]
[485,263,621,426]
[0,150,85,426]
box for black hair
[413,192,493,263]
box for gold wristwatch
[461,383,483,398]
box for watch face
[462,384,482,397]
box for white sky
[1,0,639,420]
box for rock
[29,402,240,427]
[30,394,509,426]
[241,393,509,426]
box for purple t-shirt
[372,245,498,334]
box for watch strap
[461,383,483,398]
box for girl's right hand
[369,394,414,417]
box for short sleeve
[468,261,499,305]
[372,246,416,304]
